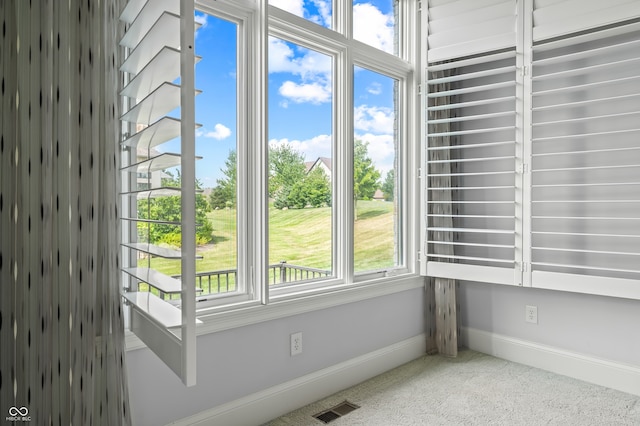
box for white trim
[126,275,425,351]
[166,334,426,426]
[461,326,640,397]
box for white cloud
[356,133,395,175]
[279,81,331,104]
[194,13,208,39]
[354,105,394,134]
[268,38,331,77]
[270,0,331,27]
[367,82,382,95]
[194,13,209,27]
[269,37,333,104]
[269,135,332,161]
[353,3,394,54]
[310,0,331,27]
[200,124,232,140]
[270,0,304,17]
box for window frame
[192,0,266,309]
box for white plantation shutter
[119,0,200,386]
[426,0,517,62]
[424,50,521,285]
[529,21,640,298]
[422,0,640,300]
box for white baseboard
[168,334,426,426]
[461,326,640,397]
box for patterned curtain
[425,69,459,357]
[0,1,130,424]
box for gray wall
[126,287,425,426]
[459,281,640,366]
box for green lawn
[141,200,396,280]
[354,200,396,271]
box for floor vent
[313,401,360,424]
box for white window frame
[193,0,267,309]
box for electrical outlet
[290,332,303,356]
[525,305,538,324]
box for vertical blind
[119,0,200,386]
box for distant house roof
[373,189,385,200]
[304,161,315,173]
[306,157,332,174]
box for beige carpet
[265,349,640,425]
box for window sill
[125,273,425,351]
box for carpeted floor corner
[264,349,640,425]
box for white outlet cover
[525,305,538,324]
[291,332,303,356]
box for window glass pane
[353,67,399,273]
[140,13,239,299]
[353,0,397,55]
[268,37,333,285]
[269,0,333,29]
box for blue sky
[184,0,396,187]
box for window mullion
[236,17,249,300]
[336,0,351,40]
[254,0,269,304]
[335,46,354,283]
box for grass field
[140,200,396,279]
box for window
[119,0,418,382]
[265,0,412,293]
[194,12,242,299]
[268,38,334,286]
[353,67,401,274]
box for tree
[288,167,331,209]
[138,171,213,246]
[354,140,381,200]
[209,149,236,209]
[353,139,381,219]
[303,167,332,208]
[269,144,307,209]
[381,169,394,202]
